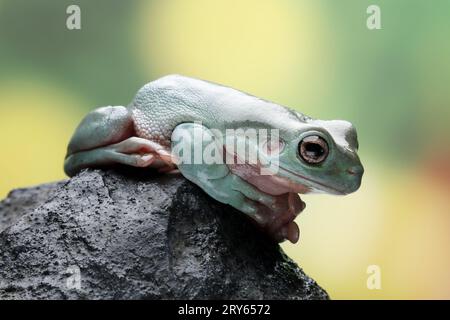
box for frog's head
[271,119,364,195]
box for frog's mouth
[277,165,346,195]
[223,146,345,195]
[227,160,344,196]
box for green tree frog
[64,75,363,244]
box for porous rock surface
[0,168,329,299]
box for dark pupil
[304,143,324,159]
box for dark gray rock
[0,168,329,300]
[0,180,66,234]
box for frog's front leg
[171,123,302,243]
[64,106,174,176]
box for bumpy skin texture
[130,76,305,146]
[64,75,364,243]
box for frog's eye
[299,135,329,164]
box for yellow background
[1,0,449,299]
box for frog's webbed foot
[65,136,175,176]
[106,137,176,170]
[227,178,305,243]
[255,192,305,243]
[172,122,305,243]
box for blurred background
[0,0,449,299]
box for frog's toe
[286,221,300,244]
[273,221,300,244]
[105,152,155,168]
[136,154,155,167]
[268,193,305,233]
[252,192,305,243]
[108,136,176,167]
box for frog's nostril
[347,165,364,176]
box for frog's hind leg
[64,106,174,176]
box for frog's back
[130,75,305,146]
